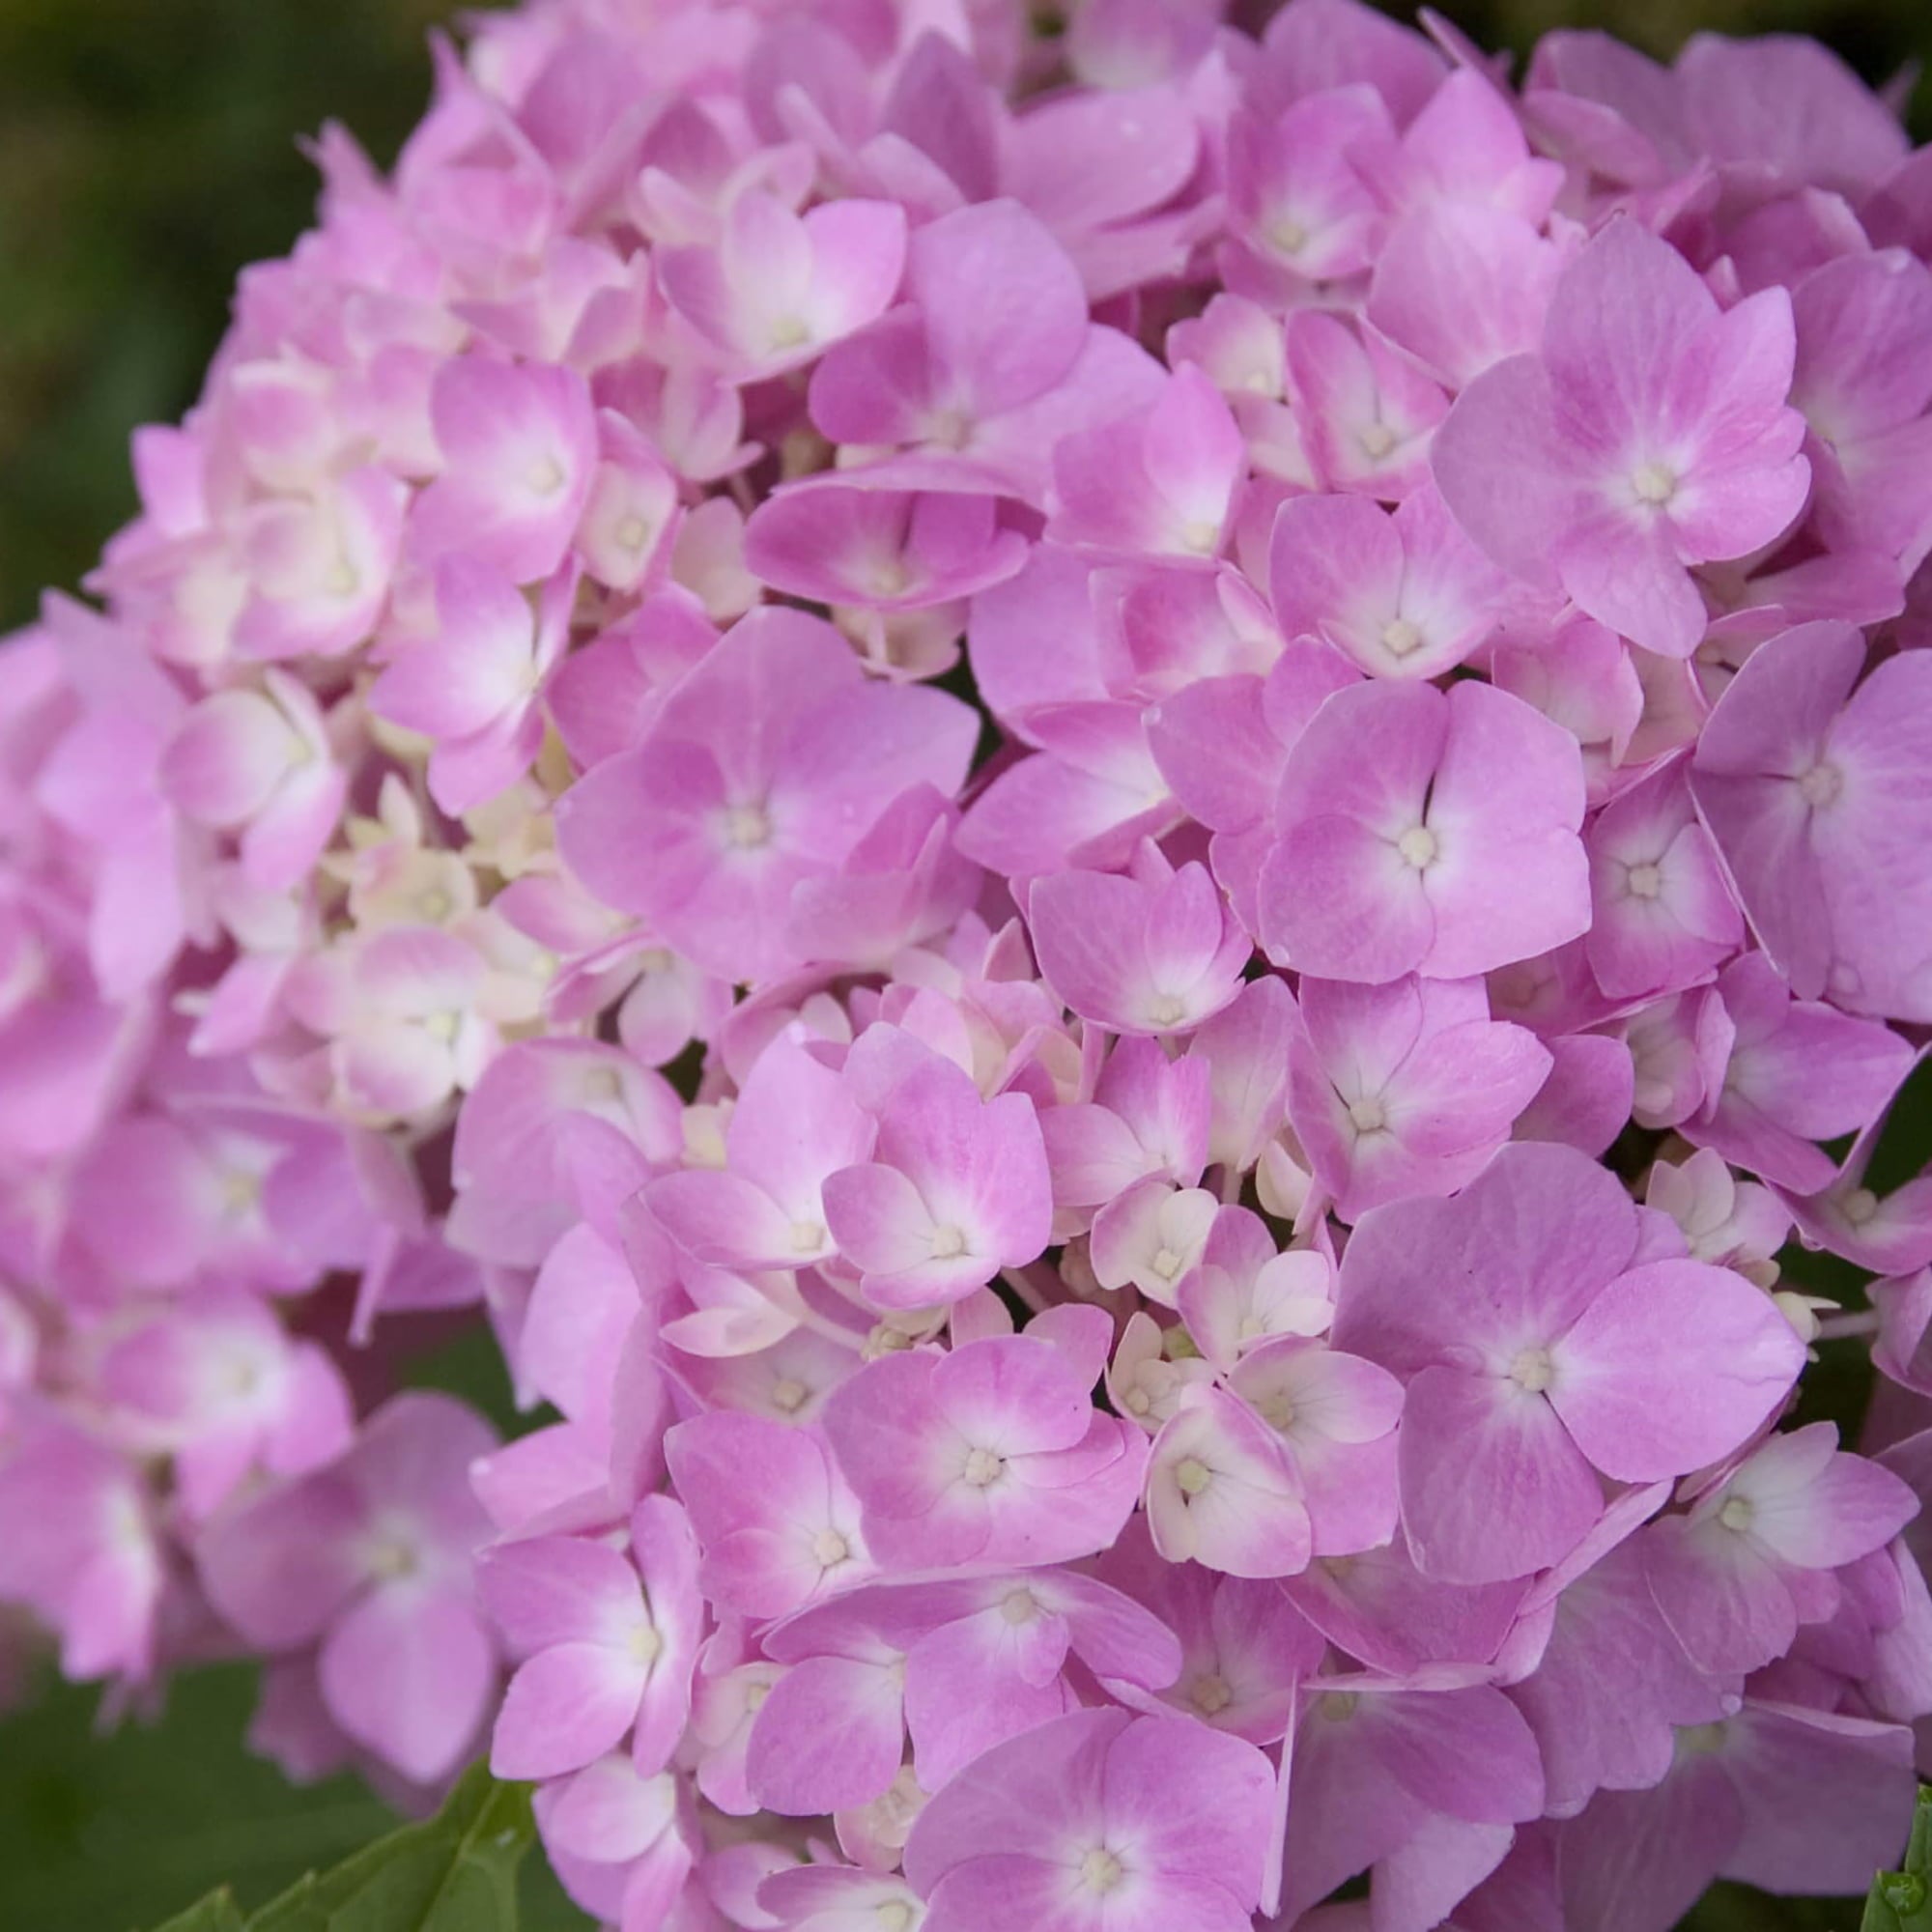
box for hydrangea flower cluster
[8,0,1932,1925]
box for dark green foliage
[152,1764,534,1932]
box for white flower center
[1191,1673,1233,1716]
[1718,1495,1754,1534]
[790,1219,826,1255]
[1254,1391,1297,1434]
[770,1377,809,1415]
[1379,617,1422,658]
[1001,1588,1039,1626]
[526,454,567,498]
[812,1527,851,1567]
[1508,1347,1555,1395]
[1151,1246,1184,1282]
[1842,1186,1880,1226]
[1631,461,1677,506]
[1079,1847,1125,1894]
[962,1447,1005,1488]
[1358,421,1396,459]
[1149,993,1186,1027]
[615,515,652,554]
[1175,1456,1213,1496]
[1348,1095,1387,1135]
[1626,862,1663,899]
[724,802,773,849]
[1268,217,1310,257]
[629,1621,664,1666]
[1396,825,1437,869]
[423,1010,461,1043]
[929,1223,968,1261]
[876,1906,915,1932]
[220,1168,263,1217]
[1798,761,1843,809]
[1181,520,1221,555]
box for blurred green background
[0,0,1928,1925]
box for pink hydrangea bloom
[1260,678,1591,981]
[822,1309,1146,1568]
[1433,218,1811,657]
[558,609,979,982]
[1690,618,1932,1019]
[903,1707,1275,1932]
[1286,972,1552,1219]
[1333,1143,1805,1580]
[8,2,1932,1924]
[197,1395,500,1783]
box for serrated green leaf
[243,1766,534,1932]
[149,1891,247,1932]
[1863,1788,1932,1932]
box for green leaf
[140,1766,537,1932]
[150,1893,246,1932]
[244,1765,534,1932]
[1865,1789,1932,1932]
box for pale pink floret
[658,191,907,379]
[1791,248,1932,569]
[285,925,497,1122]
[159,669,345,891]
[1690,619,1932,1020]
[1279,1677,1547,1925]
[648,1032,875,1274]
[1433,218,1811,657]
[1642,1423,1918,1675]
[409,355,598,583]
[0,1412,163,1684]
[1030,854,1248,1037]
[809,200,1164,504]
[1260,677,1591,983]
[1146,1384,1312,1578]
[96,1288,354,1520]
[1047,364,1247,562]
[197,1393,499,1784]
[447,1037,681,1269]
[1286,309,1449,499]
[1226,87,1394,289]
[1175,1206,1333,1372]
[1333,1142,1804,1581]
[1089,1175,1220,1305]
[558,608,979,983]
[1228,1335,1404,1556]
[1684,951,1912,1194]
[1268,482,1516,681]
[903,1707,1275,1932]
[1039,1035,1211,1221]
[1368,201,1567,390]
[483,1498,701,1780]
[746,482,1028,612]
[821,1052,1052,1311]
[821,1308,1146,1569]
[1287,972,1551,1219]
[1584,758,1743,999]
[663,1409,870,1620]
[368,557,575,814]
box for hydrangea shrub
[7,0,1932,1926]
